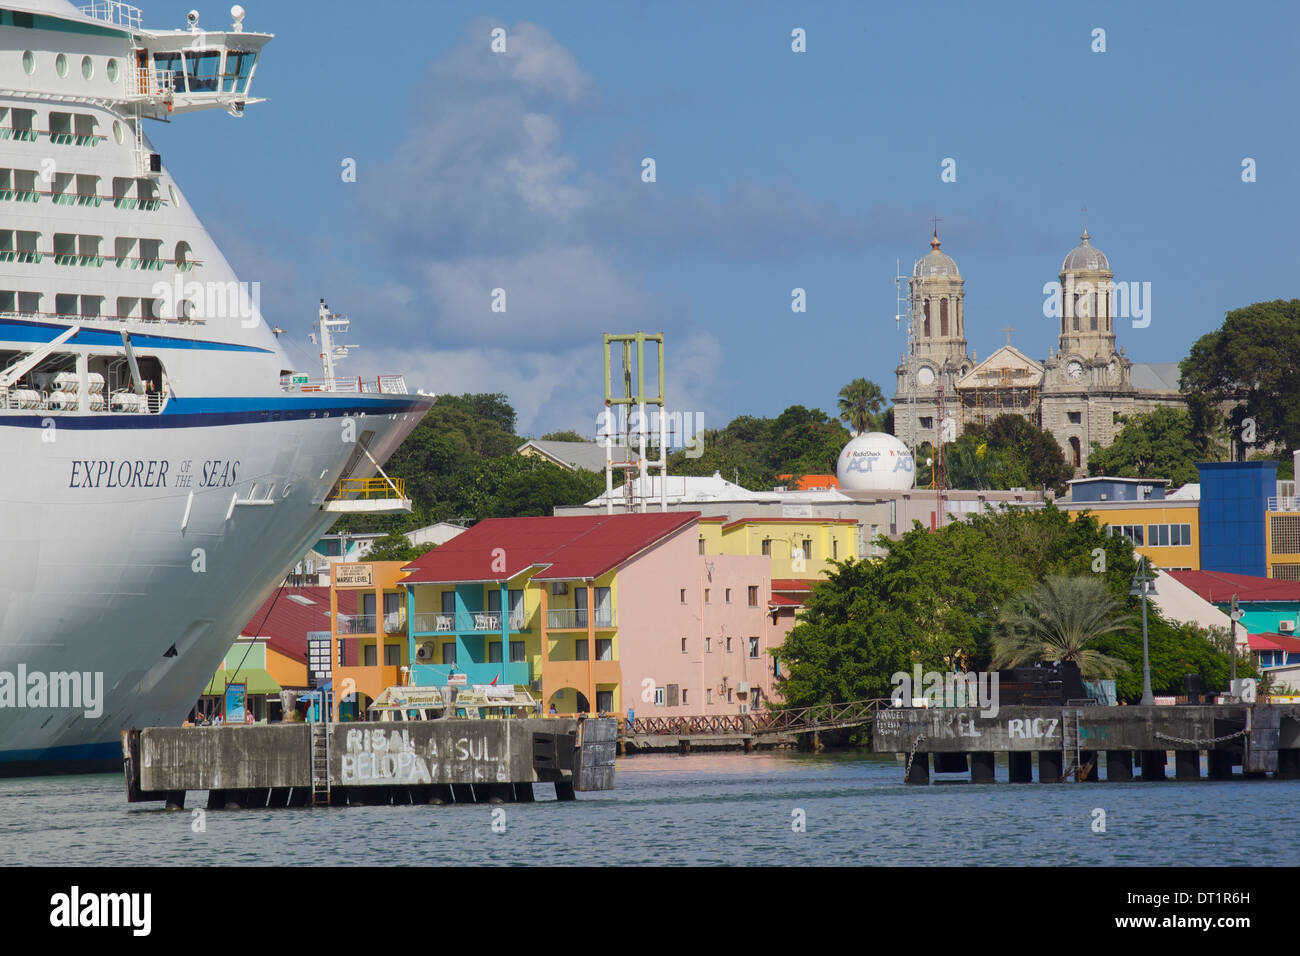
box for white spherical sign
[835,432,916,491]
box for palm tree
[991,575,1132,679]
[837,378,885,435]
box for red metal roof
[771,579,814,592]
[1247,632,1300,653]
[401,512,700,585]
[1168,570,1300,604]
[767,594,803,607]
[237,587,355,664]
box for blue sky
[148,0,1300,435]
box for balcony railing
[337,614,377,635]
[1269,497,1300,512]
[279,374,409,395]
[546,607,616,629]
[412,610,526,633]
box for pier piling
[1037,750,1063,783]
[905,753,929,785]
[970,752,996,783]
[1140,750,1167,781]
[1174,750,1201,781]
[1008,752,1032,783]
[1105,750,1133,782]
[164,790,185,811]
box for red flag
[490,673,499,685]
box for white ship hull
[0,1,435,772]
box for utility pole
[1130,555,1156,705]
[1229,593,1242,700]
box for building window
[725,588,731,603]
[726,636,732,653]
[940,298,949,337]
[509,641,525,663]
[761,538,771,556]
[833,538,838,560]
[441,591,455,613]
[442,643,456,665]
[363,644,376,666]
[654,686,665,706]
[575,639,589,661]
[596,638,612,660]
[749,636,759,659]
[706,688,713,705]
[748,585,758,607]
[384,644,400,666]
[704,588,710,603]
[727,688,733,703]
[705,637,711,654]
[681,637,687,653]
[920,416,934,430]
[680,588,686,604]
[682,689,688,705]
[1112,524,1144,546]
[802,538,813,560]
[488,642,503,663]
[698,538,705,554]
[1068,411,1082,424]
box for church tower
[893,231,973,451]
[1057,230,1117,361]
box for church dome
[1062,230,1110,272]
[914,234,959,277]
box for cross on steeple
[1002,325,1014,346]
[929,216,942,237]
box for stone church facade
[892,230,1184,473]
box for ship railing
[1269,497,1300,512]
[0,308,204,326]
[330,477,407,501]
[0,386,164,414]
[279,374,409,395]
[79,0,143,29]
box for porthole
[21,50,34,75]
[106,58,119,82]
[81,56,93,80]
[55,53,67,78]
[112,120,123,144]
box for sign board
[224,682,247,723]
[447,672,467,687]
[335,564,373,587]
[291,373,309,385]
[307,631,333,682]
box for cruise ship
[0,0,433,773]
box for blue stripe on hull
[0,317,273,353]
[0,396,432,429]
[0,739,122,777]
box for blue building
[1198,461,1278,577]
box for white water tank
[836,432,916,492]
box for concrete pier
[873,704,1300,785]
[123,717,617,808]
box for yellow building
[331,561,412,713]
[1059,499,1200,570]
[1266,506,1300,580]
[698,516,860,576]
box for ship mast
[310,299,356,389]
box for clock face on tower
[917,366,935,386]
[1067,361,1084,381]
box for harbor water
[4,751,1298,866]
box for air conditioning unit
[416,642,434,660]
[1280,621,1296,634]
[550,582,568,595]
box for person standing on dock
[626,706,635,733]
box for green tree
[943,433,1004,490]
[539,429,587,442]
[1086,407,1201,487]
[837,378,886,434]
[1181,299,1300,454]
[967,414,1072,493]
[991,575,1132,678]
[364,533,437,563]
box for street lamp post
[1130,555,1156,705]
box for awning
[202,668,282,696]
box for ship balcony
[546,607,616,630]
[411,610,527,635]
[322,477,411,515]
